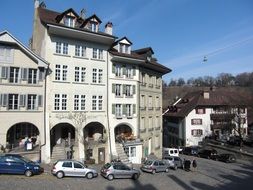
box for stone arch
[6,122,40,149]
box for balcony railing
[210,113,235,121]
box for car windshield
[19,156,33,163]
[144,160,153,165]
[103,163,111,169]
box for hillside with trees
[162,72,253,125]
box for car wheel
[132,173,139,180]
[152,169,156,174]
[25,170,33,177]
[107,174,114,181]
[165,168,169,173]
[86,172,93,179]
[56,171,64,179]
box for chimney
[203,91,210,99]
[105,22,113,35]
[34,0,40,9]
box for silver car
[163,156,184,170]
[51,159,98,179]
[100,162,140,181]
[141,159,169,174]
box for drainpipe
[107,52,113,161]
[39,66,48,163]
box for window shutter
[133,85,136,95]
[123,84,126,94]
[22,68,28,80]
[123,104,127,115]
[2,94,8,107]
[112,104,115,114]
[39,69,44,81]
[123,66,126,75]
[19,94,26,107]
[133,66,136,76]
[1,67,8,79]
[112,64,116,73]
[38,95,43,107]
[112,84,115,93]
[133,104,136,114]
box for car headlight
[34,166,39,170]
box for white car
[51,159,98,179]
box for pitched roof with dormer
[165,89,247,118]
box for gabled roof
[81,14,102,26]
[113,36,133,46]
[165,89,247,118]
[0,30,49,68]
[38,7,116,38]
[55,8,81,23]
[133,47,154,55]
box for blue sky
[1,0,253,82]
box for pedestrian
[192,159,197,171]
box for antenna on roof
[80,8,86,19]
[39,1,46,8]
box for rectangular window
[191,129,203,137]
[28,69,38,84]
[141,95,145,108]
[27,94,37,110]
[98,69,103,83]
[63,43,68,55]
[92,95,97,110]
[191,119,202,125]
[149,117,153,129]
[125,85,131,97]
[75,45,86,57]
[9,67,20,83]
[54,94,67,111]
[115,65,121,77]
[126,67,132,78]
[116,104,122,118]
[92,68,97,83]
[196,108,206,114]
[148,96,153,109]
[98,49,103,59]
[64,16,74,27]
[56,42,62,54]
[75,67,86,82]
[55,65,68,81]
[141,117,145,130]
[8,94,18,110]
[98,96,103,110]
[115,84,121,96]
[126,104,132,117]
[92,48,98,59]
[74,95,86,111]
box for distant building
[163,89,248,147]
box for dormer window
[64,16,75,27]
[88,22,98,32]
[119,43,130,54]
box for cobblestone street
[1,155,253,190]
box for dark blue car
[0,154,43,177]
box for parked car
[182,146,199,156]
[141,159,169,174]
[163,156,184,170]
[51,159,98,179]
[217,154,236,163]
[0,154,43,177]
[100,162,140,180]
[198,149,218,160]
[227,136,242,146]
